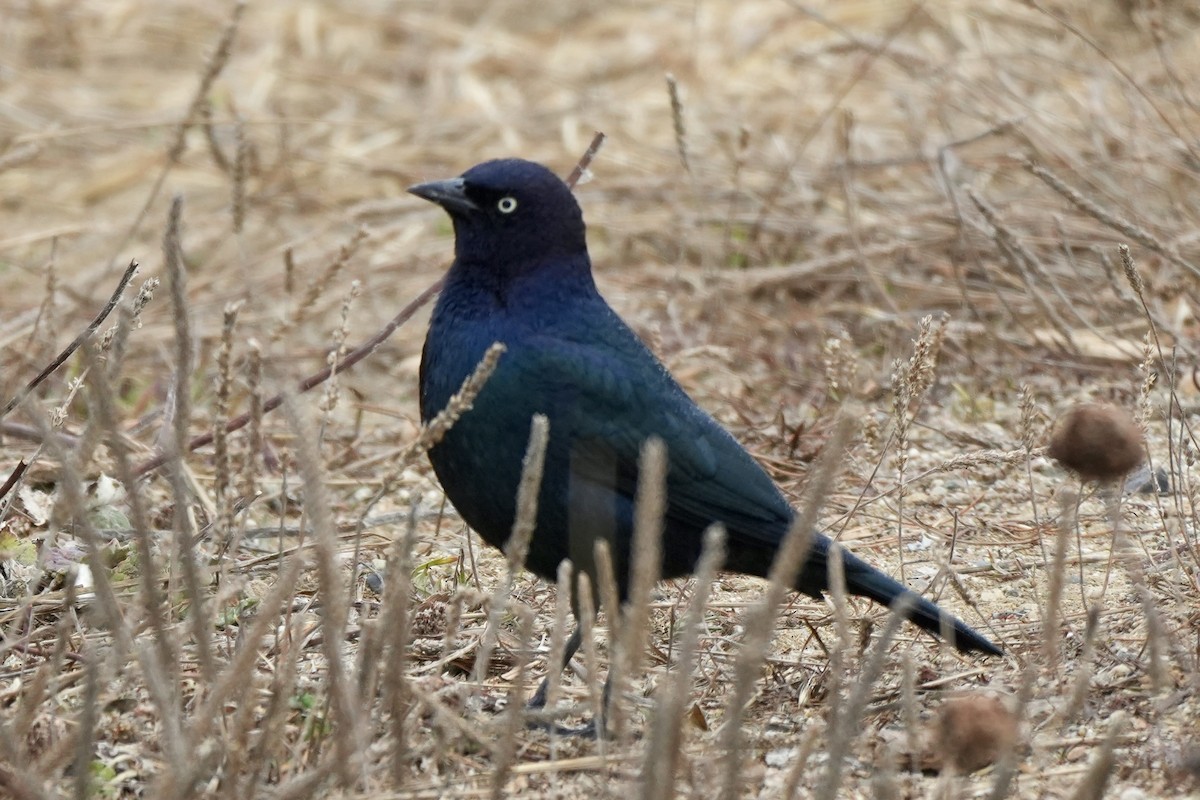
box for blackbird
[410,158,1001,703]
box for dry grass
[3,0,1200,797]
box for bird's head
[409,158,588,270]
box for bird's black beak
[408,177,480,215]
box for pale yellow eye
[497,196,518,214]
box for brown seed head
[934,694,1019,773]
[1047,403,1144,482]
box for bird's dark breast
[422,331,576,580]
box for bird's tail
[797,536,1003,656]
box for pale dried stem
[826,540,851,705]
[718,415,855,800]
[967,187,1077,352]
[241,612,305,795]
[1067,711,1126,800]
[213,300,243,544]
[666,74,690,175]
[814,595,915,800]
[1114,525,1168,694]
[105,275,159,389]
[270,227,367,347]
[0,142,40,173]
[318,279,360,450]
[231,113,247,235]
[1027,161,1200,280]
[1058,605,1101,730]
[642,525,725,800]
[1043,490,1075,669]
[1119,244,1174,369]
[577,574,604,757]
[278,389,364,786]
[240,345,263,500]
[474,414,549,684]
[986,664,1037,800]
[71,641,99,800]
[30,401,194,777]
[780,722,825,800]
[592,538,621,728]
[901,652,919,774]
[13,584,75,745]
[1020,385,1050,566]
[79,342,178,715]
[379,500,421,787]
[162,196,217,687]
[543,558,574,747]
[490,608,535,800]
[612,437,667,742]
[152,556,306,799]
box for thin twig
[0,460,28,503]
[134,277,443,475]
[1,260,139,419]
[565,131,607,189]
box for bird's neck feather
[446,252,598,310]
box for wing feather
[524,325,794,547]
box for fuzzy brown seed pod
[1047,403,1144,482]
[934,694,1019,773]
